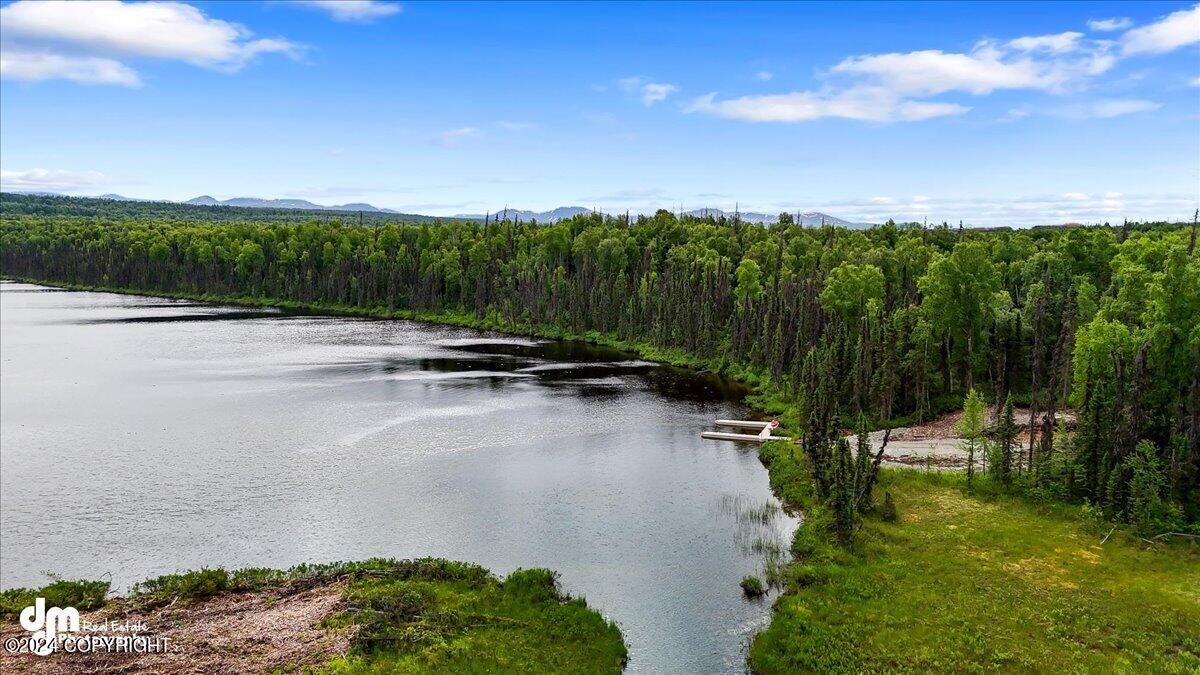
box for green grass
[321,564,627,673]
[749,452,1200,673]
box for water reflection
[0,281,794,674]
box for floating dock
[702,419,790,443]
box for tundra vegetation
[2,199,1198,670]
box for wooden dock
[714,419,771,429]
[702,419,789,443]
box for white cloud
[869,196,897,204]
[0,50,140,86]
[1121,4,1200,55]
[1087,99,1161,118]
[496,120,536,131]
[640,82,678,106]
[832,40,1113,96]
[618,77,679,106]
[1059,99,1162,118]
[688,10,1200,127]
[436,127,481,147]
[0,1,300,86]
[1087,17,1132,32]
[755,71,774,81]
[1007,31,1084,54]
[0,168,108,192]
[1192,76,1200,87]
[787,192,1197,227]
[687,87,969,123]
[293,1,401,23]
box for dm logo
[19,597,79,656]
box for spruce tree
[995,396,1018,484]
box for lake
[0,280,797,673]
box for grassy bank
[752,441,1200,673]
[0,558,627,673]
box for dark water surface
[0,281,797,673]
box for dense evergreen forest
[0,192,453,225]
[2,209,1197,532]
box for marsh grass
[721,494,794,589]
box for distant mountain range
[3,190,867,226]
[681,208,863,227]
[184,195,403,213]
[453,207,593,221]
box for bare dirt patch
[848,408,1077,471]
[0,582,352,674]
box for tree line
[2,210,1196,533]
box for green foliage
[325,560,627,673]
[880,491,899,522]
[1125,441,1185,535]
[502,568,564,604]
[131,568,229,603]
[0,577,110,621]
[992,396,1019,484]
[820,262,884,321]
[740,575,766,597]
[955,388,988,486]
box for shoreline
[0,558,628,673]
[0,276,794,672]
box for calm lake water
[0,280,797,673]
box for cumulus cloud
[1006,31,1085,54]
[0,1,300,85]
[0,51,141,86]
[0,168,108,192]
[1087,17,1132,32]
[689,30,1115,123]
[690,8,1199,125]
[1121,3,1200,55]
[832,39,1114,96]
[293,1,401,23]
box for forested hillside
[2,211,1197,530]
[0,192,452,225]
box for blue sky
[1,1,1197,225]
